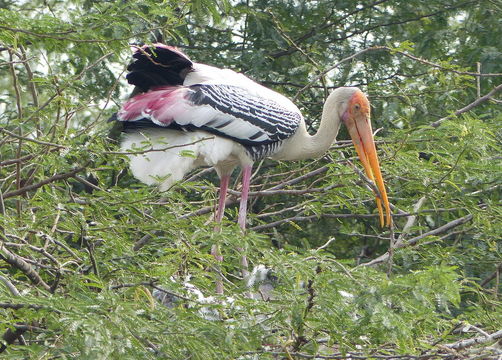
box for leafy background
[0,0,500,358]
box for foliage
[0,0,501,358]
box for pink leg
[215,174,230,224]
[238,165,253,230]
[212,175,230,295]
[237,165,253,278]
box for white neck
[272,88,354,161]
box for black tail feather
[126,45,193,92]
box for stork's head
[337,88,392,227]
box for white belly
[121,129,246,190]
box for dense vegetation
[0,0,500,358]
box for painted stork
[115,44,391,292]
[116,44,391,232]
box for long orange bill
[344,95,392,227]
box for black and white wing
[117,84,302,158]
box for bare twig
[257,201,312,219]
[226,183,344,198]
[133,230,164,252]
[130,45,172,68]
[0,25,162,43]
[0,56,36,66]
[23,52,114,123]
[0,275,21,296]
[0,127,66,148]
[480,263,502,287]
[270,12,328,98]
[3,238,60,266]
[19,45,40,134]
[241,350,454,359]
[111,281,195,303]
[178,170,338,220]
[431,83,502,127]
[0,242,51,291]
[0,276,28,352]
[268,165,330,190]
[393,48,502,78]
[293,45,502,101]
[360,214,473,267]
[444,329,502,350]
[0,153,37,166]
[294,47,385,101]
[38,233,82,262]
[269,0,476,62]
[0,303,49,311]
[8,50,23,119]
[105,136,214,155]
[2,166,87,199]
[0,189,4,216]
[73,175,107,192]
[250,213,378,232]
[396,196,427,246]
[315,237,336,251]
[476,62,481,98]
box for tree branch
[0,303,47,311]
[431,83,502,127]
[225,183,345,198]
[2,166,87,199]
[480,263,502,287]
[250,212,403,232]
[105,136,214,155]
[444,329,502,350]
[0,25,162,43]
[0,243,51,291]
[360,214,473,267]
[269,0,406,59]
[396,196,427,245]
[0,276,28,353]
[0,275,21,296]
[0,127,65,148]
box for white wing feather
[186,63,300,113]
